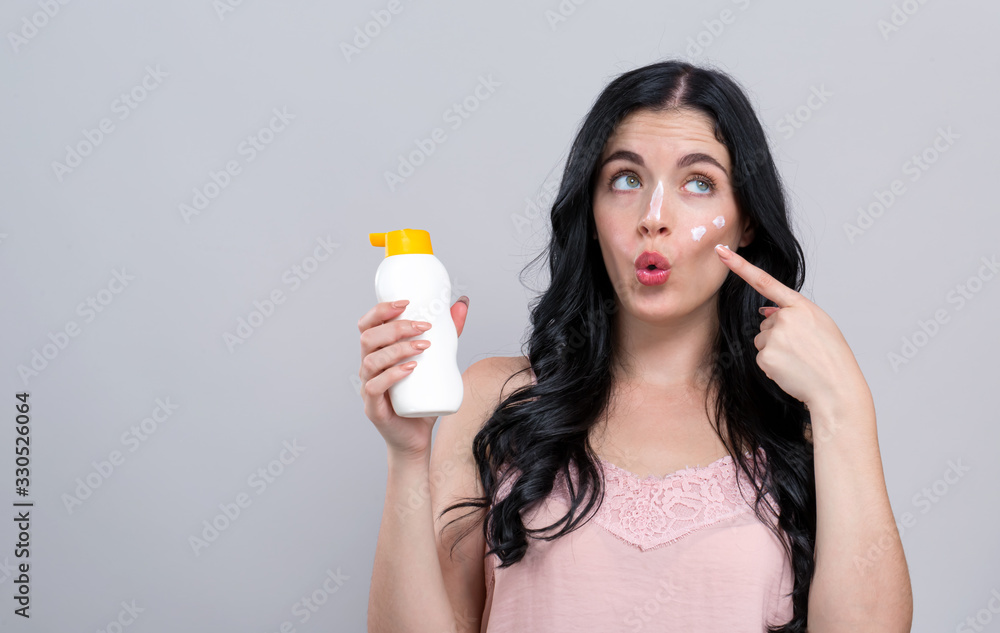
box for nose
[639,180,669,236]
[639,213,670,236]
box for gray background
[1,0,998,631]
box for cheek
[673,239,730,296]
[681,212,732,244]
[673,240,714,267]
[675,211,736,273]
[594,216,629,266]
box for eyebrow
[599,149,729,178]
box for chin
[623,297,681,320]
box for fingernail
[392,300,409,309]
[758,306,768,316]
[414,322,432,331]
[715,244,731,258]
[458,295,469,307]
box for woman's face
[592,108,754,324]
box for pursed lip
[634,250,671,271]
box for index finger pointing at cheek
[714,243,800,308]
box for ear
[738,215,755,249]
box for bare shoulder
[464,355,533,408]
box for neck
[611,295,719,395]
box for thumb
[451,296,470,337]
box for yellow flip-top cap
[369,228,433,256]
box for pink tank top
[480,371,795,632]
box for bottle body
[374,254,463,418]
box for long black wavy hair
[440,59,816,632]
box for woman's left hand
[714,244,869,412]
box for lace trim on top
[537,447,772,552]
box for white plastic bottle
[369,228,463,418]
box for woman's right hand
[357,297,470,460]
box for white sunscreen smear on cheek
[647,180,664,220]
[691,226,707,241]
[713,215,725,229]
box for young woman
[360,59,912,633]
